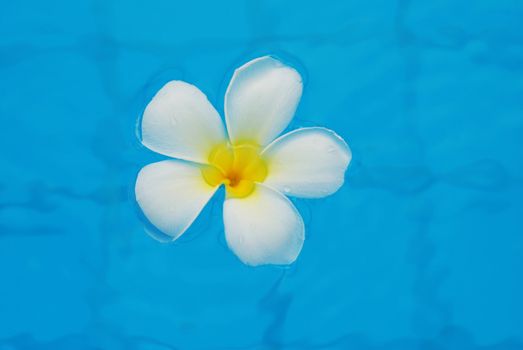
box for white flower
[135,56,352,266]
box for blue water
[1,1,523,349]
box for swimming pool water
[1,1,522,349]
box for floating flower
[135,56,351,266]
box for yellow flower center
[201,143,268,198]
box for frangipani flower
[135,56,351,266]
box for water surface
[1,1,522,349]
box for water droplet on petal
[283,186,291,193]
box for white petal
[262,127,351,198]
[141,81,227,163]
[135,160,217,239]
[225,56,303,147]
[223,184,304,266]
